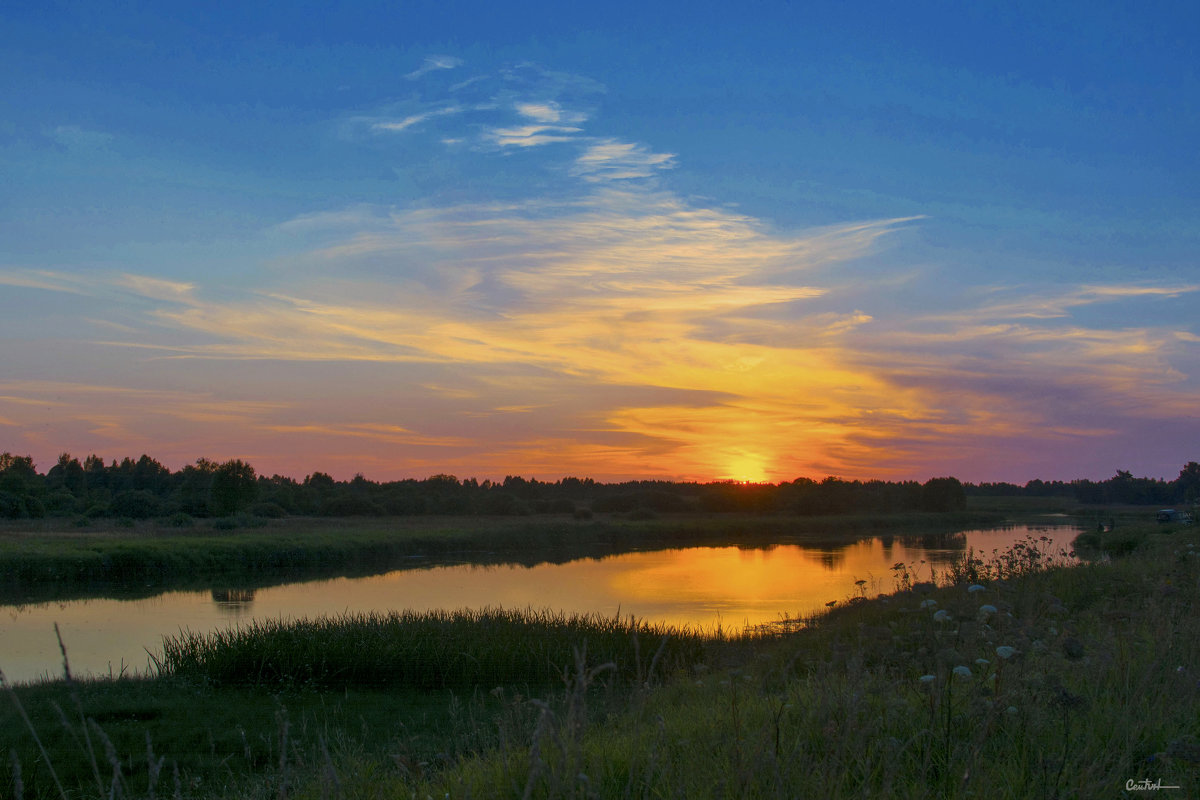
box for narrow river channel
[1,523,1079,684]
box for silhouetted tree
[1170,462,1200,505]
[179,458,217,516]
[211,459,258,515]
[920,477,967,512]
[47,453,86,496]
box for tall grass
[156,608,709,691]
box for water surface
[1,523,1077,684]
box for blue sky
[1,0,1197,483]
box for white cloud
[572,139,675,181]
[405,55,463,80]
[370,106,462,134]
[0,268,94,295]
[114,274,196,304]
[484,123,583,148]
[514,101,587,125]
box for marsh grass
[155,608,708,691]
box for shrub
[317,495,385,516]
[0,490,28,518]
[248,502,288,518]
[110,489,162,519]
[23,495,45,518]
[480,492,532,516]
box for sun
[725,457,769,484]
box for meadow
[3,506,1197,798]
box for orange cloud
[5,186,1198,482]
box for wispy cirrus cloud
[483,123,583,148]
[572,139,675,181]
[370,106,463,133]
[0,268,95,294]
[359,61,673,182]
[405,55,463,80]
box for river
[0,522,1078,684]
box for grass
[402,522,1200,799]
[156,608,708,691]
[5,512,1196,798]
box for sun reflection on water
[0,525,1079,683]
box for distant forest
[0,452,1197,523]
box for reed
[156,607,710,691]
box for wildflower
[933,609,951,623]
[978,604,997,616]
[953,665,972,679]
[1006,706,1018,715]
[920,599,937,609]
[919,674,937,684]
[967,584,986,593]
[975,658,990,667]
[996,645,1017,660]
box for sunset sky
[1,1,1197,484]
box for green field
[3,509,1197,798]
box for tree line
[0,451,1195,523]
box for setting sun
[725,457,770,484]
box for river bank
[3,514,1195,798]
[0,510,1007,602]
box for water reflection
[210,588,257,612]
[0,524,1079,685]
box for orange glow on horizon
[723,456,770,484]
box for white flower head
[920,599,938,609]
[933,609,952,623]
[919,674,937,684]
[978,604,997,616]
[996,645,1018,660]
[953,665,972,679]
[967,584,986,593]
